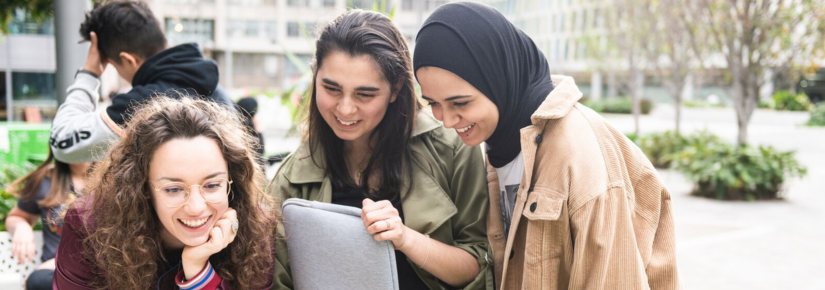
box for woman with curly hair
[53,96,278,290]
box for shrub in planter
[808,103,825,126]
[683,99,727,108]
[638,131,686,168]
[637,130,719,168]
[670,139,807,201]
[772,90,812,111]
[0,163,35,231]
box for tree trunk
[674,92,682,135]
[630,65,643,138]
[731,62,754,146]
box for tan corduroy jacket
[486,75,680,290]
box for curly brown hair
[76,96,277,289]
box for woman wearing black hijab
[414,3,680,290]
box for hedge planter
[669,138,807,201]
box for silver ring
[384,219,392,230]
[231,218,239,234]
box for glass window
[303,22,317,38]
[7,8,54,35]
[227,20,245,38]
[283,54,312,88]
[560,14,565,31]
[322,0,336,7]
[11,72,57,122]
[264,21,278,41]
[287,22,316,38]
[165,18,215,46]
[245,21,260,37]
[349,0,371,9]
[287,22,300,37]
[288,0,308,6]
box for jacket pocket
[522,187,565,221]
[521,187,567,266]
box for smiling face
[149,136,230,248]
[315,51,397,147]
[417,66,500,146]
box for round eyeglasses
[153,178,233,208]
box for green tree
[694,0,825,144]
[641,0,708,134]
[0,0,53,34]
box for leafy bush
[772,90,812,111]
[581,97,654,114]
[0,163,36,231]
[683,99,726,108]
[758,99,773,109]
[637,130,720,168]
[669,136,807,201]
[624,132,639,144]
[808,103,825,126]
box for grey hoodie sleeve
[49,73,122,163]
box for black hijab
[413,2,554,168]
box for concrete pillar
[225,48,233,90]
[590,71,602,100]
[681,73,694,101]
[54,0,92,106]
[5,69,10,122]
[5,38,11,122]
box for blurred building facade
[477,0,635,100]
[0,9,57,122]
[0,0,449,122]
[149,0,448,93]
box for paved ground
[262,103,825,289]
[604,105,825,290]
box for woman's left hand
[361,199,412,250]
[181,208,239,280]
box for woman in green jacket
[268,10,492,290]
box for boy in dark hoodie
[50,0,232,163]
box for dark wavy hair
[79,0,166,63]
[77,96,277,289]
[6,150,80,208]
[306,9,421,203]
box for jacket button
[509,250,515,259]
[535,134,543,144]
[530,202,537,212]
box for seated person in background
[269,10,492,290]
[54,96,277,290]
[5,151,89,290]
[50,0,232,164]
[235,96,266,168]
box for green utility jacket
[268,110,493,290]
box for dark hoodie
[50,42,234,163]
[106,43,233,125]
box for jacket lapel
[498,75,583,287]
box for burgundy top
[53,204,274,290]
